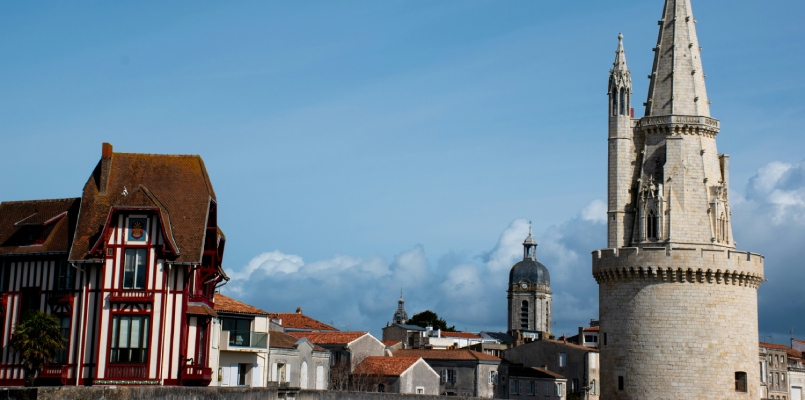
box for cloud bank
[225,160,805,342]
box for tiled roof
[382,340,401,347]
[70,147,218,263]
[759,342,791,351]
[353,357,421,377]
[583,326,600,332]
[214,294,270,316]
[287,331,368,345]
[268,312,338,331]
[441,332,481,339]
[187,304,218,317]
[544,339,599,352]
[508,366,565,380]
[0,198,80,255]
[393,349,501,362]
[270,332,328,352]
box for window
[735,371,747,392]
[110,315,149,363]
[559,352,567,367]
[572,378,579,393]
[604,333,607,346]
[647,210,658,239]
[585,335,598,343]
[54,316,71,364]
[510,379,520,395]
[238,363,248,386]
[521,300,529,329]
[489,370,498,385]
[618,376,624,391]
[123,249,147,289]
[56,261,75,291]
[528,380,536,395]
[555,382,563,396]
[441,369,456,383]
[277,363,287,383]
[415,387,424,394]
[590,379,596,395]
[222,317,253,346]
[19,287,40,316]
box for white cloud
[580,199,607,223]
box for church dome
[509,259,550,285]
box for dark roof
[510,259,550,285]
[0,198,81,255]
[482,331,514,343]
[70,149,217,263]
[214,294,271,316]
[394,349,501,362]
[386,324,425,331]
[509,366,565,380]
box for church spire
[645,0,710,117]
[609,33,632,118]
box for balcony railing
[40,365,68,379]
[108,290,154,303]
[188,294,213,308]
[106,364,147,380]
[220,330,268,350]
[183,365,213,382]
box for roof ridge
[1,197,80,204]
[113,152,202,158]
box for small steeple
[645,0,710,117]
[393,289,408,325]
[609,33,632,118]
[523,222,538,261]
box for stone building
[504,339,599,400]
[267,331,331,390]
[507,227,551,338]
[592,0,764,398]
[507,366,566,400]
[393,348,507,398]
[352,356,439,395]
[760,342,790,400]
[212,294,270,387]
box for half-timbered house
[0,143,227,386]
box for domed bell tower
[507,225,552,337]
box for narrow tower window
[520,300,529,330]
[612,89,618,116]
[647,210,659,240]
[620,88,626,115]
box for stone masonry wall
[0,387,489,400]
[595,247,762,399]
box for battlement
[592,246,764,288]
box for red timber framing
[0,143,228,387]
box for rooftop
[287,331,368,345]
[214,294,270,316]
[394,348,501,362]
[268,312,338,332]
[353,357,422,377]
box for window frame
[56,261,76,291]
[109,313,150,364]
[122,248,149,290]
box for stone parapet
[637,115,720,137]
[592,246,764,288]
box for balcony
[38,364,69,385]
[219,330,268,352]
[106,364,147,380]
[108,290,154,303]
[182,365,212,386]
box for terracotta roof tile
[287,331,368,345]
[70,149,217,263]
[583,326,600,332]
[353,357,421,377]
[0,198,80,255]
[268,312,338,331]
[187,304,218,317]
[759,342,792,351]
[441,332,481,339]
[393,348,501,362]
[382,340,401,347]
[214,294,270,316]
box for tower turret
[594,1,763,398]
[607,33,637,248]
[392,289,408,325]
[507,225,551,337]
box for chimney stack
[99,143,113,194]
[296,307,302,314]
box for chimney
[579,327,585,345]
[296,307,302,314]
[630,107,635,118]
[99,143,113,194]
[542,364,548,370]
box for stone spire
[645,0,710,117]
[392,289,408,325]
[522,222,537,261]
[613,33,629,75]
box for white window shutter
[229,364,239,386]
[251,365,263,387]
[221,366,230,386]
[285,364,290,383]
[271,363,278,382]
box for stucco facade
[504,340,598,400]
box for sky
[1,1,804,342]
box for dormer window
[123,248,147,289]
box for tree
[10,311,66,386]
[408,310,455,332]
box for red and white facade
[0,143,226,386]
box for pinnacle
[613,33,628,73]
[645,0,710,117]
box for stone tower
[593,1,765,398]
[508,227,551,337]
[392,290,408,325]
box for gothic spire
[613,33,629,74]
[645,0,710,117]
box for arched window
[620,88,626,115]
[718,213,726,242]
[647,210,659,239]
[520,300,529,329]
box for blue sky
[2,1,804,341]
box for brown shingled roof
[214,294,270,316]
[70,147,217,263]
[270,332,327,352]
[441,331,481,339]
[0,198,80,255]
[393,348,501,362]
[268,312,338,331]
[508,366,565,380]
[287,331,368,345]
[353,357,421,377]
